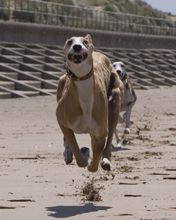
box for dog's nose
[73,44,82,52]
[116,70,122,74]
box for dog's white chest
[77,79,94,116]
[71,78,96,133]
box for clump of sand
[82,178,102,202]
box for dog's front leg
[101,88,121,171]
[88,135,106,172]
[59,125,88,168]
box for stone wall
[0,21,176,49]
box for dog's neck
[66,60,93,80]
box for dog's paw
[63,147,73,165]
[80,147,90,163]
[87,163,98,172]
[124,128,130,134]
[77,159,88,168]
[101,158,111,171]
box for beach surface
[0,86,176,220]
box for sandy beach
[0,86,176,220]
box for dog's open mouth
[68,53,88,64]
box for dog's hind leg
[114,114,123,146]
[60,125,88,168]
[114,128,122,145]
[123,105,133,134]
[101,88,121,171]
[123,90,137,134]
[123,101,135,134]
[88,135,106,172]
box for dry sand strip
[0,86,176,220]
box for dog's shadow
[46,203,112,218]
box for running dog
[56,34,123,172]
[113,61,137,143]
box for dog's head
[64,34,94,65]
[113,61,127,80]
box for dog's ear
[85,34,92,43]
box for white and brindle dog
[56,35,123,172]
[113,61,137,144]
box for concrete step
[25,45,41,49]
[42,71,61,79]
[163,71,176,77]
[2,47,24,54]
[157,71,174,78]
[137,78,154,86]
[133,85,144,89]
[45,56,64,63]
[22,58,41,64]
[33,49,45,53]
[42,81,57,89]
[30,72,42,78]
[10,48,25,53]
[24,49,45,55]
[152,78,169,86]
[19,71,42,80]
[0,81,15,90]
[129,58,142,65]
[1,43,20,48]
[48,79,59,85]
[134,71,151,79]
[20,64,44,71]
[44,71,62,76]
[45,50,63,55]
[16,80,41,90]
[158,65,173,71]
[0,56,19,63]
[1,55,23,62]
[0,65,10,72]
[0,63,20,70]
[41,89,56,94]
[145,64,159,71]
[0,72,18,79]
[8,63,20,69]
[14,90,40,97]
[44,64,60,71]
[24,55,45,62]
[142,58,154,64]
[0,91,11,99]
[169,64,176,70]
[24,49,40,55]
[154,59,166,65]
[1,48,17,55]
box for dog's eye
[83,40,89,45]
[67,40,73,46]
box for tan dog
[56,34,123,172]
